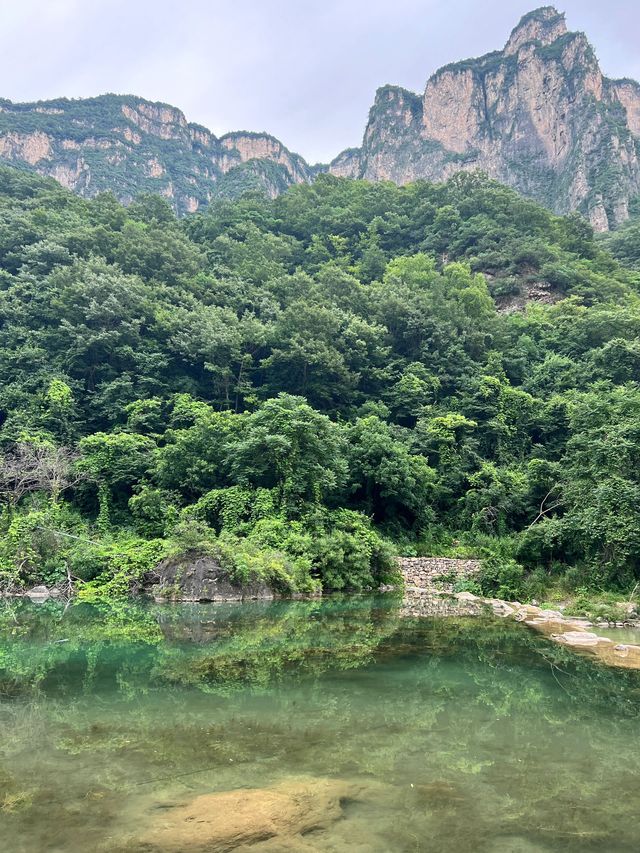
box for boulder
[145,550,276,603]
[455,591,479,602]
[491,601,516,617]
[137,777,363,852]
[552,631,612,647]
[25,585,50,601]
[514,605,543,621]
[539,609,564,620]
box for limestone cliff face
[0,95,314,213]
[218,132,312,195]
[0,130,52,165]
[1,7,639,226]
[611,79,640,138]
[330,7,640,230]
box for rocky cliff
[0,94,316,214]
[330,6,640,230]
[1,7,639,227]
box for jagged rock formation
[330,6,640,230]
[1,8,639,227]
[0,94,316,213]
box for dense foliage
[0,164,639,597]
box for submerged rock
[136,777,363,851]
[552,631,611,647]
[145,551,276,603]
[511,605,640,670]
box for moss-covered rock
[146,550,277,602]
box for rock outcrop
[145,550,277,602]
[1,8,639,227]
[329,6,640,230]
[0,95,315,213]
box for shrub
[453,577,482,595]
[478,557,525,600]
[216,532,319,595]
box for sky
[1,1,639,163]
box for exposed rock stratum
[1,7,638,228]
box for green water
[593,626,640,645]
[1,596,640,852]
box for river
[0,595,639,851]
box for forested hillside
[1,165,639,599]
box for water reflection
[0,596,639,852]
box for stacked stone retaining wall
[399,557,481,590]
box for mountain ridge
[1,7,639,229]
[0,92,318,214]
[327,6,640,230]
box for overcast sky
[1,1,639,163]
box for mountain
[0,94,316,214]
[1,7,639,228]
[329,7,640,231]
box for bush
[76,536,170,600]
[129,485,179,537]
[216,532,319,595]
[453,577,482,595]
[518,567,550,602]
[0,503,86,588]
[308,510,397,591]
[478,557,525,600]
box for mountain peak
[0,7,638,231]
[504,6,567,55]
[329,5,639,231]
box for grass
[537,584,639,623]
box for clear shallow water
[593,626,640,645]
[0,596,640,852]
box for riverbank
[6,553,640,671]
[397,557,640,670]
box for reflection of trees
[2,596,640,708]
[2,600,640,850]
[0,596,404,699]
[157,597,406,693]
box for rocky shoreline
[398,555,640,671]
[7,555,640,671]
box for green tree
[229,394,347,512]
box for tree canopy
[1,165,639,596]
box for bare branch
[526,486,564,531]
[0,443,87,505]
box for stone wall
[399,557,481,591]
